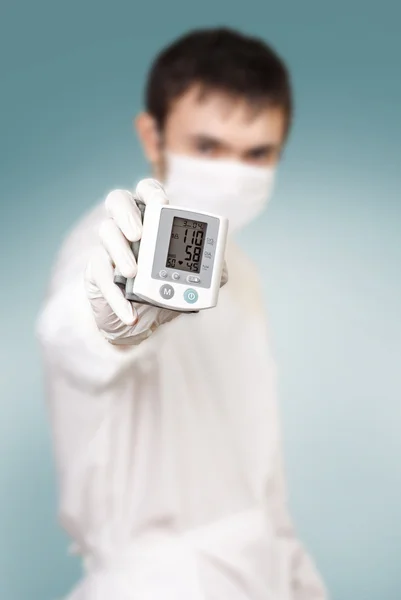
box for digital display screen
[166,217,207,273]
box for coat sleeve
[35,204,146,394]
[265,440,329,600]
[264,341,328,598]
[250,257,328,600]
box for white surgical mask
[163,152,276,234]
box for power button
[184,288,198,304]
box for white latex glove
[85,179,228,346]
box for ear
[135,112,161,164]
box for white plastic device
[114,200,228,312]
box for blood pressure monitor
[114,201,228,312]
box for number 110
[184,229,204,246]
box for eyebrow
[190,134,229,149]
[190,134,280,155]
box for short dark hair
[145,27,293,136]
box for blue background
[1,1,400,599]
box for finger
[221,261,229,287]
[99,218,137,278]
[135,178,168,206]
[105,189,142,242]
[87,247,137,325]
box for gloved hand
[85,179,228,346]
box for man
[37,28,327,599]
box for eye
[197,142,215,154]
[246,147,272,162]
[194,138,219,155]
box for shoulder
[225,240,259,282]
[223,239,267,317]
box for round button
[172,272,180,281]
[159,269,168,278]
[184,288,198,304]
[159,284,175,300]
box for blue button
[184,288,198,304]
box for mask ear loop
[155,128,168,182]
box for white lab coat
[36,200,327,600]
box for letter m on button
[159,284,175,300]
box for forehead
[164,84,286,146]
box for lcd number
[166,218,207,274]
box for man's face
[136,84,287,177]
